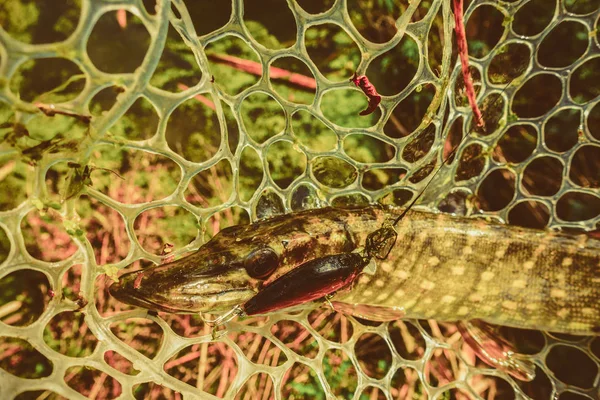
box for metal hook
[201,305,244,327]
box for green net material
[1,0,600,398]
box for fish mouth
[109,281,185,313]
[109,269,257,314]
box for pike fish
[109,206,600,335]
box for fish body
[110,206,600,335]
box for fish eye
[244,247,279,279]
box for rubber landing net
[0,0,599,398]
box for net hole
[311,156,358,189]
[569,57,600,104]
[89,85,123,117]
[402,123,436,163]
[186,159,234,208]
[166,97,222,163]
[44,311,99,357]
[512,73,562,118]
[241,92,285,144]
[384,85,436,139]
[184,2,231,35]
[290,184,321,211]
[104,96,159,140]
[205,36,261,95]
[271,319,319,358]
[471,93,504,136]
[388,320,427,361]
[281,362,324,398]
[321,88,381,128]
[443,116,463,162]
[235,373,275,400]
[522,156,563,196]
[270,56,316,104]
[588,101,600,141]
[546,345,598,389]
[87,11,150,74]
[512,0,555,37]
[425,348,466,387]
[366,34,420,96]
[476,168,515,211]
[0,337,53,379]
[359,386,388,400]
[10,57,85,103]
[150,26,203,92]
[331,193,371,207]
[64,365,122,399]
[133,206,198,255]
[559,391,594,400]
[323,348,359,397]
[141,0,157,15]
[305,24,360,82]
[14,391,66,400]
[470,374,516,399]
[308,308,353,344]
[0,155,30,211]
[291,110,337,151]
[296,0,334,14]
[363,168,407,191]
[110,317,164,359]
[556,191,600,221]
[244,0,297,49]
[348,0,401,43]
[354,333,393,379]
[164,342,238,395]
[377,188,413,207]
[1,0,80,44]
[21,209,77,262]
[344,134,395,164]
[408,159,437,184]
[133,382,181,399]
[239,146,263,202]
[538,21,588,68]
[92,146,181,203]
[544,108,580,152]
[516,364,554,399]
[488,43,531,84]
[465,5,505,59]
[570,145,600,188]
[508,200,550,229]
[493,124,537,163]
[229,331,287,366]
[438,190,471,216]
[454,66,481,108]
[267,140,307,189]
[159,314,207,337]
[455,143,485,181]
[255,189,285,219]
[78,197,130,265]
[391,367,427,400]
[427,7,447,77]
[104,350,140,376]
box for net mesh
[1,0,600,398]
